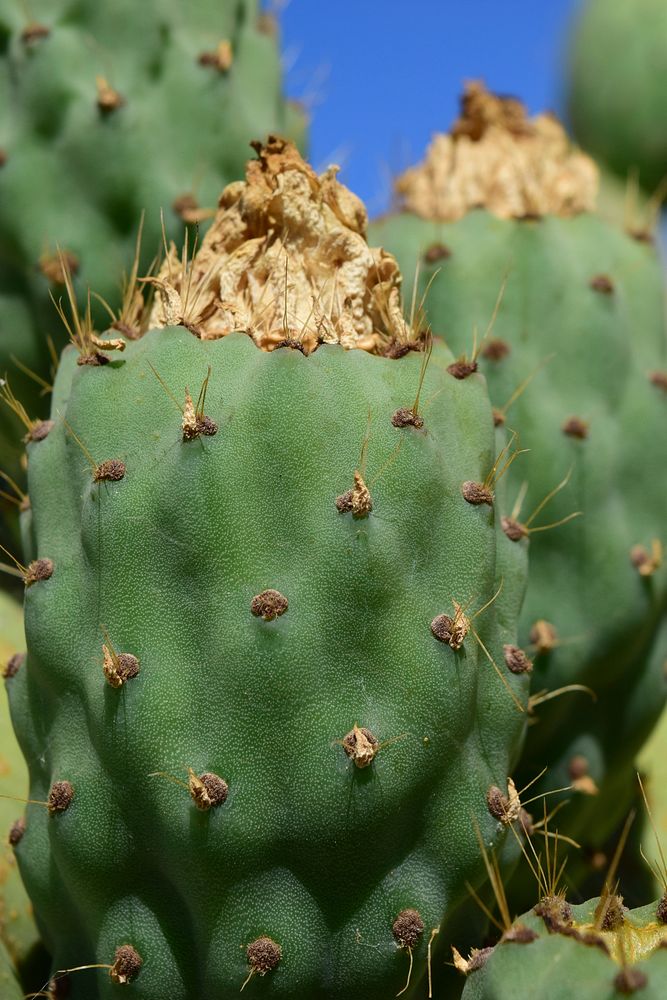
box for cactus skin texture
[568,0,667,194]
[6,145,529,999]
[0,0,305,480]
[0,590,41,981]
[370,86,667,884]
[459,897,667,1000]
[0,937,23,1000]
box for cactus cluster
[1,8,666,1000]
[0,591,39,979]
[370,83,667,889]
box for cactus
[458,895,667,1000]
[4,140,531,999]
[0,937,23,1000]
[0,0,306,497]
[370,83,667,887]
[0,589,40,981]
[568,0,667,195]
[638,673,667,900]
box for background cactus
[370,84,667,896]
[6,142,531,999]
[459,894,667,1000]
[568,0,667,196]
[0,938,23,1000]
[0,590,41,985]
[0,0,306,510]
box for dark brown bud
[392,908,424,950]
[250,589,288,621]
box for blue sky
[280,0,582,214]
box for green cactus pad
[460,896,667,1000]
[0,937,23,1000]
[568,0,667,194]
[0,590,40,976]
[370,87,667,880]
[7,146,529,999]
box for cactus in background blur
[568,0,667,196]
[459,894,667,1000]
[370,83,667,894]
[0,939,22,1000]
[0,590,41,987]
[0,0,306,508]
[5,140,531,999]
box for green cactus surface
[459,896,667,1000]
[0,936,23,1000]
[568,0,667,194]
[0,589,40,977]
[6,144,530,999]
[370,86,667,887]
[0,0,306,498]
